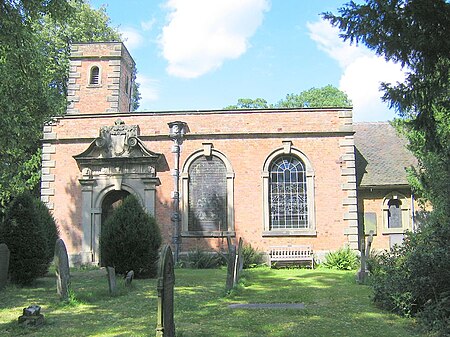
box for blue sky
[89,0,405,122]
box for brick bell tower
[66,42,135,114]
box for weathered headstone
[18,305,45,327]
[0,243,10,290]
[125,270,134,287]
[236,237,244,281]
[106,266,117,295]
[54,239,70,301]
[156,245,175,337]
[226,236,236,292]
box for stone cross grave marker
[54,239,70,301]
[0,243,10,290]
[356,231,374,284]
[156,244,175,337]
[106,266,117,296]
[365,231,374,259]
[226,236,236,292]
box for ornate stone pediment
[74,119,168,179]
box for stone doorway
[74,120,168,265]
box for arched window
[269,156,308,229]
[188,156,227,231]
[262,141,315,235]
[382,192,411,233]
[89,66,100,85]
[181,144,235,236]
[387,199,402,228]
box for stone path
[228,303,305,309]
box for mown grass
[0,267,425,337]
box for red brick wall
[44,108,357,259]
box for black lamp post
[168,121,187,263]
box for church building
[41,42,416,265]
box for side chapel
[41,42,417,265]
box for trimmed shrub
[100,195,161,278]
[33,198,59,275]
[0,192,48,285]
[242,243,264,269]
[323,246,359,270]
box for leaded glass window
[188,156,227,231]
[269,155,308,229]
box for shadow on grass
[0,268,159,337]
[173,268,422,337]
[0,267,422,337]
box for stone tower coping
[70,42,136,67]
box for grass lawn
[0,267,424,337]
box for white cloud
[307,19,405,122]
[141,18,156,32]
[135,74,160,111]
[160,0,270,78]
[120,27,145,51]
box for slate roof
[354,122,417,188]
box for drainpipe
[168,121,188,263]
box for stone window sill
[382,228,408,235]
[262,230,317,237]
[181,231,235,238]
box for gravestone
[226,236,236,292]
[0,243,10,290]
[54,239,70,301]
[156,245,175,337]
[106,266,117,295]
[125,270,134,287]
[236,237,244,280]
[18,305,45,327]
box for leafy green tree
[276,85,352,108]
[324,1,450,333]
[225,85,351,109]
[0,192,48,285]
[225,98,269,109]
[0,0,72,210]
[100,195,162,278]
[0,0,141,211]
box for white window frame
[262,141,316,236]
[382,191,411,234]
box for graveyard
[0,265,422,337]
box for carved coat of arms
[95,119,139,157]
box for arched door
[100,190,130,265]
[101,190,130,225]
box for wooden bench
[269,245,314,268]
